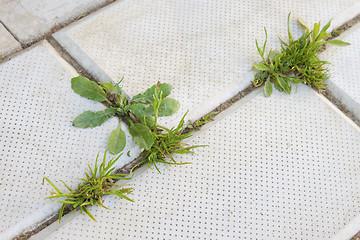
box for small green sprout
[187,112,217,131]
[253,13,350,97]
[43,151,134,222]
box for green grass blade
[287,12,293,42]
[59,204,66,223]
[82,206,96,221]
[60,180,74,192]
[262,27,268,55]
[43,177,63,194]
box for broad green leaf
[131,93,149,104]
[273,78,283,91]
[158,98,180,116]
[297,17,310,33]
[104,108,117,115]
[129,123,154,150]
[253,63,270,71]
[129,104,147,116]
[316,32,329,41]
[264,80,273,97]
[129,104,155,127]
[99,82,115,92]
[108,127,126,155]
[326,39,351,46]
[72,110,115,128]
[312,22,320,42]
[146,97,180,117]
[275,75,291,94]
[144,83,172,101]
[287,77,303,84]
[71,76,107,102]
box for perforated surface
[54,0,359,126]
[38,85,360,240]
[322,24,360,120]
[0,41,140,239]
[0,23,21,57]
[0,0,108,44]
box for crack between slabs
[0,19,23,48]
[328,13,360,40]
[0,0,119,64]
[318,13,360,128]
[320,89,360,127]
[10,11,360,240]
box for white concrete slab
[0,0,109,45]
[34,85,360,240]
[0,23,21,57]
[0,41,141,239]
[53,0,359,127]
[322,24,360,121]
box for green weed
[132,85,206,173]
[43,151,134,222]
[253,13,350,97]
[71,77,179,154]
[72,78,205,172]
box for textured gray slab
[53,0,359,127]
[0,0,109,45]
[33,85,360,240]
[0,41,140,239]
[0,23,21,57]
[322,24,360,121]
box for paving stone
[0,41,140,239]
[53,0,359,127]
[322,24,360,121]
[34,85,360,240]
[0,0,109,45]
[0,23,21,57]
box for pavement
[1,0,360,239]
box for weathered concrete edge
[0,22,22,58]
[0,40,79,240]
[51,32,114,83]
[324,80,360,125]
[0,0,119,64]
[331,2,360,31]
[332,214,360,240]
[3,0,118,46]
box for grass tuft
[132,84,207,173]
[43,151,134,222]
[253,13,350,97]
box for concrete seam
[0,0,119,64]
